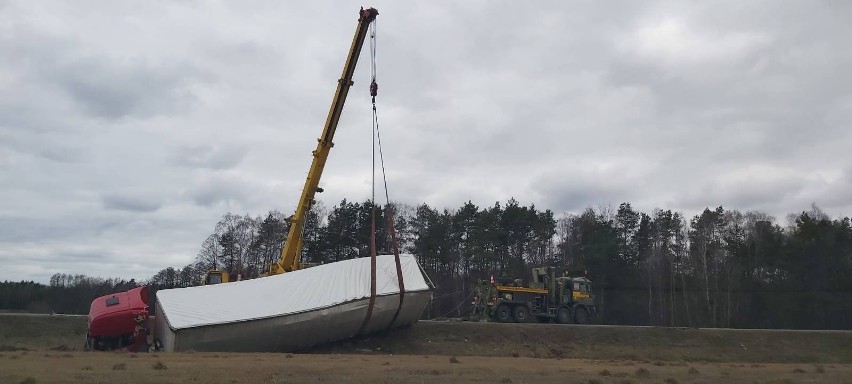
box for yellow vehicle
[268,6,378,275]
[470,267,597,324]
[204,7,379,284]
[202,270,229,285]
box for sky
[2,1,851,283]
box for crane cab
[203,270,230,285]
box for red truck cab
[86,286,149,351]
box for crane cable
[359,19,406,334]
[358,17,379,336]
[369,19,407,330]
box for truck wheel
[556,307,572,324]
[495,305,512,323]
[574,307,589,324]
[512,306,529,323]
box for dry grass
[4,315,852,364]
[634,367,650,377]
[0,316,85,351]
[313,321,852,364]
[1,315,852,383]
[0,353,850,384]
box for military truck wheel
[556,307,572,324]
[495,305,513,323]
[573,306,589,324]
[512,305,529,323]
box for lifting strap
[386,206,406,328]
[356,202,378,335]
[357,18,405,334]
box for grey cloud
[3,1,852,282]
[42,249,112,264]
[542,186,632,214]
[0,127,87,164]
[169,144,247,170]
[102,194,161,213]
[34,145,84,163]
[53,58,198,120]
[534,169,636,214]
[187,175,251,207]
[676,176,804,214]
[793,168,852,210]
[0,217,79,243]
[2,28,200,121]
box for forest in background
[2,199,851,330]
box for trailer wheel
[556,307,572,324]
[495,305,512,323]
[573,306,589,324]
[512,306,529,323]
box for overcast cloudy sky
[2,1,851,283]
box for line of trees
[2,199,850,330]
[144,199,851,330]
[0,274,137,314]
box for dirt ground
[2,315,851,383]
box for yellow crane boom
[269,7,379,275]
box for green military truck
[470,267,596,324]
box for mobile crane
[470,267,597,324]
[87,9,386,352]
[269,7,379,275]
[203,7,379,284]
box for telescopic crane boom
[268,7,379,275]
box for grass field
[2,315,851,383]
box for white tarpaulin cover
[157,254,430,330]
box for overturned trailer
[154,254,432,352]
